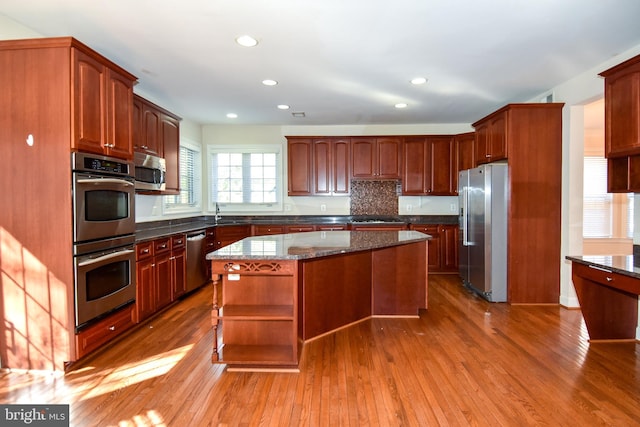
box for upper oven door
[73,172,136,243]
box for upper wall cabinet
[286,137,351,196]
[351,136,402,179]
[455,132,475,173]
[599,54,640,158]
[402,136,455,195]
[133,95,181,194]
[71,45,136,160]
[473,110,507,165]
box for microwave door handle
[76,178,134,187]
[77,249,135,267]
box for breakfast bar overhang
[206,230,430,371]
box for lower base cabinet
[136,234,186,323]
[75,303,136,359]
[409,224,458,273]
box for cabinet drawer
[573,262,640,294]
[171,233,186,250]
[136,241,154,260]
[76,304,136,359]
[253,225,286,235]
[154,237,171,254]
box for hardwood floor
[2,274,640,426]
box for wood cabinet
[570,261,640,341]
[0,37,137,370]
[286,137,350,196]
[474,111,507,165]
[287,138,314,195]
[599,54,640,158]
[473,103,564,303]
[133,94,182,194]
[75,304,136,359]
[171,234,187,300]
[252,224,318,235]
[211,260,299,367]
[607,155,640,192]
[135,235,186,323]
[312,138,351,195]
[402,136,455,195]
[71,48,136,160]
[409,224,458,273]
[455,132,475,173]
[351,136,402,179]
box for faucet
[215,202,220,224]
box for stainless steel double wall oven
[72,152,136,329]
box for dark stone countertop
[135,214,458,243]
[566,255,640,280]
[206,230,431,261]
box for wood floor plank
[2,274,640,426]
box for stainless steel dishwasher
[186,231,208,292]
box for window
[164,141,202,213]
[208,146,281,212]
[583,156,633,238]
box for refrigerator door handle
[462,186,470,246]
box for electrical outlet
[406,204,413,212]
[284,204,291,212]
[320,204,327,212]
[450,203,457,212]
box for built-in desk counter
[567,255,640,341]
[207,230,431,371]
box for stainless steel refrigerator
[458,163,508,302]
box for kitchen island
[567,255,640,341]
[206,230,430,371]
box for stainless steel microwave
[134,152,166,191]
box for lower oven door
[74,243,136,329]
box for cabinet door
[142,103,162,156]
[105,68,134,159]
[287,138,313,195]
[132,96,143,153]
[604,63,640,157]
[171,247,187,300]
[410,224,441,271]
[377,137,402,178]
[428,136,454,195]
[313,139,331,195]
[402,137,428,194]
[136,257,155,322]
[155,252,172,310]
[72,49,106,155]
[351,137,376,178]
[474,122,490,165]
[488,112,507,161]
[455,132,475,172]
[332,138,351,195]
[440,224,459,272]
[162,113,180,193]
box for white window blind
[164,143,201,212]
[583,157,612,238]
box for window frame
[207,144,283,213]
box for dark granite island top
[566,255,640,279]
[206,230,431,371]
[206,230,431,261]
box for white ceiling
[2,0,640,126]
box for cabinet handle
[109,326,115,331]
[606,277,613,282]
[485,154,491,158]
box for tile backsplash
[350,180,400,215]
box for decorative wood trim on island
[207,230,430,371]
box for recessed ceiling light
[277,104,290,110]
[292,112,306,118]
[226,113,238,119]
[395,103,408,109]
[235,35,258,47]
[411,77,427,85]
[262,79,278,86]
